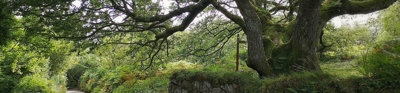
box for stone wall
[169,79,239,93]
[168,70,263,93]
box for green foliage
[270,44,294,73]
[0,71,17,92]
[0,41,52,79]
[350,3,400,90]
[78,66,157,92]
[78,60,201,93]
[2,1,399,93]
[66,53,99,88]
[351,2,400,89]
[321,61,363,79]
[0,17,75,92]
[263,71,338,93]
[163,60,203,75]
[12,74,66,93]
[167,60,399,93]
[357,41,400,88]
[170,66,262,92]
[0,40,73,92]
[0,1,14,46]
[48,75,68,92]
[381,2,400,36]
[113,77,169,93]
[49,40,75,76]
[79,68,108,92]
[321,23,375,61]
[13,74,52,93]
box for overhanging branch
[110,0,211,23]
[321,0,398,21]
[210,0,246,31]
[154,1,211,40]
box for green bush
[79,66,139,93]
[48,75,68,92]
[320,23,372,61]
[113,77,169,93]
[170,70,338,93]
[79,65,170,93]
[49,40,75,76]
[357,41,400,88]
[170,68,262,93]
[12,74,56,93]
[67,54,99,88]
[0,72,17,92]
[163,60,203,76]
[263,72,339,93]
[79,68,107,92]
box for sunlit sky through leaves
[67,0,379,28]
[330,12,379,28]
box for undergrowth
[76,58,400,93]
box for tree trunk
[235,0,274,77]
[269,0,397,73]
[289,0,322,71]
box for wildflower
[361,83,367,86]
[386,45,391,49]
[373,49,380,53]
[394,55,397,59]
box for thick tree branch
[269,6,290,12]
[187,27,240,57]
[210,0,246,31]
[235,0,274,77]
[53,24,111,39]
[105,42,149,47]
[321,0,398,21]
[146,37,167,70]
[110,0,211,23]
[154,0,211,40]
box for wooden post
[236,34,239,71]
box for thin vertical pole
[236,34,239,71]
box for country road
[66,89,84,93]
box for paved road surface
[66,89,84,93]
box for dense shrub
[357,40,400,88]
[163,60,203,75]
[78,61,197,93]
[263,72,339,93]
[0,39,74,92]
[48,40,75,76]
[13,74,53,93]
[170,68,400,93]
[0,72,17,92]
[12,74,67,93]
[49,75,68,91]
[170,67,262,92]
[79,66,170,93]
[320,23,374,61]
[170,69,339,93]
[113,77,169,93]
[67,54,99,88]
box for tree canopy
[1,0,400,92]
[1,0,398,77]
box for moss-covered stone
[169,69,262,93]
[269,44,295,74]
[169,68,400,93]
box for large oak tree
[8,0,398,77]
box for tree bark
[289,0,322,71]
[217,0,397,75]
[285,0,397,72]
[235,0,274,77]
